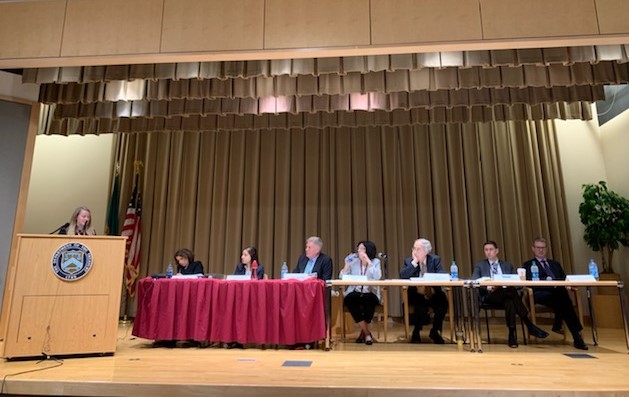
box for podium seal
[52,242,93,281]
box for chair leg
[402,287,410,341]
[340,287,346,342]
[520,318,527,345]
[383,288,388,343]
[447,288,455,342]
[484,309,491,344]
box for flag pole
[120,161,144,326]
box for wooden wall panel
[265,0,370,49]
[61,0,163,56]
[0,1,65,59]
[481,0,599,39]
[371,0,483,45]
[596,0,629,34]
[162,0,264,52]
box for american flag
[122,172,142,298]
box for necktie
[490,262,498,276]
[420,262,427,277]
[304,258,315,274]
[540,259,555,279]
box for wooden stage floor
[1,320,628,397]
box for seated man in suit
[523,237,588,350]
[399,238,447,344]
[472,240,549,348]
[291,236,333,350]
[293,236,333,281]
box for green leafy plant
[579,181,629,273]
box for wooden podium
[1,234,125,359]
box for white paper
[283,273,314,280]
[171,274,204,279]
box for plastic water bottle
[531,263,540,281]
[588,258,599,280]
[450,260,458,281]
[281,261,288,279]
[166,262,174,278]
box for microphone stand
[49,223,69,235]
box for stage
[1,321,628,397]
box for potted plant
[578,181,629,274]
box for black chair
[480,299,527,345]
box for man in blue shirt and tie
[293,236,333,281]
[472,241,549,348]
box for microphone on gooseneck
[50,222,70,235]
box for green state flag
[105,171,121,235]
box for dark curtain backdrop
[114,120,572,313]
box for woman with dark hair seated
[174,248,204,275]
[339,240,382,345]
[225,246,265,349]
[153,248,204,349]
[233,246,265,279]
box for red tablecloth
[132,277,327,344]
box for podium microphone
[50,222,70,235]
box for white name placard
[341,274,368,282]
[410,273,450,281]
[226,275,251,281]
[565,274,597,282]
[494,274,521,281]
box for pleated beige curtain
[115,121,571,313]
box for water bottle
[588,258,599,280]
[166,262,174,278]
[531,263,539,281]
[281,261,288,279]
[345,253,358,264]
[450,260,458,281]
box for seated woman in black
[153,248,205,348]
[174,248,204,275]
[233,246,265,280]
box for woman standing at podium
[61,206,96,236]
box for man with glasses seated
[472,241,549,348]
[400,238,447,344]
[523,237,588,350]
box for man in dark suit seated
[290,236,333,350]
[293,236,333,281]
[400,238,447,344]
[523,237,588,350]
[472,241,549,348]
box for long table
[132,277,327,345]
[328,279,470,349]
[470,279,629,353]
